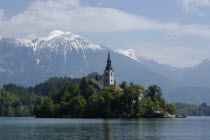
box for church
[88,52,124,92]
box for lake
[0,117,209,140]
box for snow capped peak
[115,49,150,64]
[115,49,142,63]
[47,30,65,40]
[32,30,105,54]
[0,31,105,57]
[44,30,83,41]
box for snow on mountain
[115,49,148,63]
[0,37,34,48]
[0,30,105,54]
[33,30,105,52]
[30,30,107,63]
[14,39,34,48]
[45,30,65,41]
[0,31,110,87]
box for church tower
[104,52,115,86]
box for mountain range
[0,30,210,104]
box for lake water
[0,117,209,140]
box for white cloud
[0,0,210,39]
[179,0,210,12]
[134,43,210,67]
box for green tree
[68,95,87,118]
[145,100,155,117]
[129,82,134,86]
[167,104,176,115]
[86,94,105,117]
[68,84,80,99]
[120,81,128,90]
[53,104,62,118]
[35,98,54,118]
[101,87,122,117]
[147,85,162,102]
[123,85,145,117]
[80,77,95,100]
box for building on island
[104,52,115,86]
[88,52,123,92]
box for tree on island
[33,79,176,118]
[0,76,177,118]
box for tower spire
[105,52,112,70]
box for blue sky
[1,0,210,67]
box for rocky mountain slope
[0,30,171,88]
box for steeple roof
[105,52,113,70]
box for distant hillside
[116,49,210,105]
[164,87,210,105]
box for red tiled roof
[110,85,124,92]
[88,79,104,89]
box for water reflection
[102,118,168,140]
[0,117,210,140]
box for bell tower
[104,52,114,86]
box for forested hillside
[0,84,45,117]
[0,77,81,117]
[174,103,210,116]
